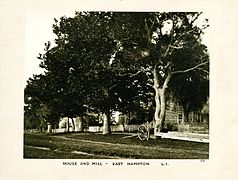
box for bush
[166,123,178,131]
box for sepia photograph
[1,0,238,180]
[24,11,209,159]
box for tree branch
[163,70,172,89]
[129,70,143,77]
[198,67,209,74]
[162,16,177,58]
[169,45,183,49]
[190,12,202,25]
[146,83,154,88]
[172,61,209,75]
[117,70,143,78]
[145,18,154,46]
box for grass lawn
[24,132,209,159]
[24,146,99,159]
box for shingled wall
[165,101,184,124]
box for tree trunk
[153,65,172,134]
[66,117,70,132]
[198,109,202,122]
[71,118,75,132]
[182,104,189,123]
[153,65,161,134]
[183,109,189,123]
[128,112,131,123]
[47,123,52,133]
[102,87,111,135]
[191,111,194,122]
[102,111,111,135]
[122,123,125,133]
[78,114,84,132]
[195,110,199,122]
[158,88,166,129]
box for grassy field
[24,132,209,159]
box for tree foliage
[24,12,209,134]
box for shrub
[166,122,178,131]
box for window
[178,113,183,123]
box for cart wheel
[138,125,149,140]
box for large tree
[109,12,209,133]
[38,12,121,134]
[169,43,209,123]
[24,74,58,132]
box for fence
[87,124,140,133]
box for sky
[24,11,75,85]
[24,12,209,85]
